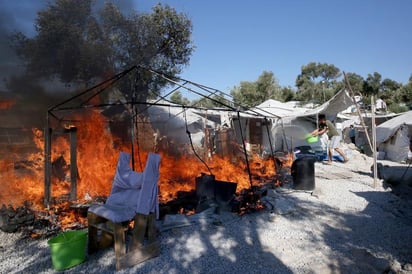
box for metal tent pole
[237,111,253,189]
[371,95,378,188]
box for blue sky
[1,0,411,94]
[137,0,412,93]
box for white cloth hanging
[88,152,161,222]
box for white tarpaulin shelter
[245,89,353,120]
[248,99,307,118]
[376,111,412,162]
[147,101,222,152]
[143,90,354,156]
[302,88,354,119]
[248,89,354,152]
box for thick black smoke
[0,0,135,92]
[0,1,136,129]
[0,2,46,90]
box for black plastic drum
[291,157,315,190]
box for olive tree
[12,0,194,104]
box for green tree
[380,78,402,107]
[363,72,382,96]
[99,3,194,103]
[256,71,282,101]
[295,62,341,104]
[231,81,256,108]
[280,86,295,102]
[191,92,231,108]
[12,0,194,104]
[12,0,107,84]
[360,72,382,107]
[230,71,281,108]
[381,78,401,93]
[170,90,190,105]
[343,72,364,95]
[395,75,412,108]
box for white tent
[246,88,354,120]
[249,99,307,118]
[147,101,220,150]
[302,88,354,119]
[376,111,412,162]
[249,89,354,152]
[146,89,354,156]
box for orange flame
[0,109,282,228]
[0,98,16,110]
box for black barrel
[291,157,315,190]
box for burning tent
[0,64,304,237]
[147,101,220,153]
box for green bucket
[48,230,87,271]
[306,135,319,144]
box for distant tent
[248,89,353,152]
[146,89,354,156]
[304,88,354,119]
[376,111,412,162]
[147,101,216,145]
[248,99,307,118]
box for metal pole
[237,112,253,189]
[69,127,78,201]
[130,115,136,171]
[321,80,325,103]
[264,118,274,157]
[371,95,377,188]
[44,123,52,207]
[343,72,373,151]
[131,79,137,171]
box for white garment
[88,152,161,222]
[320,133,329,150]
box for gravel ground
[1,151,412,274]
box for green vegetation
[172,62,411,112]
[10,0,194,104]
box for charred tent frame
[44,65,280,207]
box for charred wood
[0,202,35,233]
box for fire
[0,142,44,208]
[0,98,16,110]
[57,207,87,229]
[158,153,277,203]
[0,109,283,229]
[283,153,293,168]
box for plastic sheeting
[376,111,412,162]
[376,111,412,145]
[88,152,161,222]
[147,102,219,146]
[251,89,354,152]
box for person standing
[311,114,348,164]
[349,125,356,144]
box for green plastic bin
[48,230,87,270]
[305,135,319,144]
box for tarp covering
[246,89,353,120]
[248,99,307,118]
[142,90,354,155]
[147,102,219,146]
[376,111,412,145]
[300,89,354,120]
[376,111,412,162]
[88,152,161,222]
[264,89,353,152]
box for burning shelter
[39,65,282,219]
[0,63,355,242]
